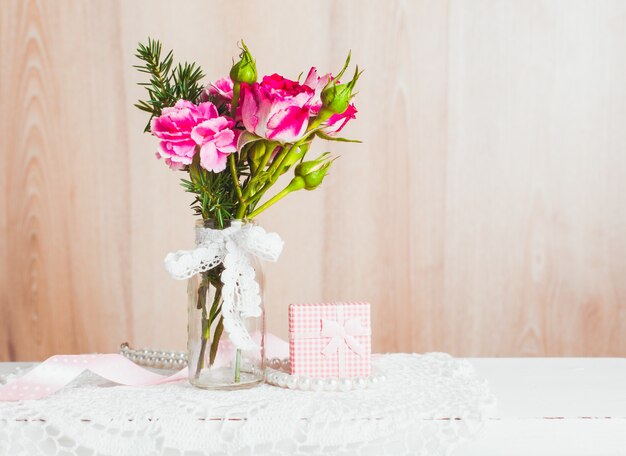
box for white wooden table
[462,358,626,455]
[1,358,625,455]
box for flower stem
[231,82,241,119]
[229,154,244,205]
[195,275,223,379]
[194,275,210,379]
[238,141,278,219]
[209,316,224,366]
[248,145,291,208]
[248,186,292,219]
[234,349,242,383]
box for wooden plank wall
[1,0,625,360]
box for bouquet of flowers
[134,39,361,388]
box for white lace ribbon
[164,221,283,350]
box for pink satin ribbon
[0,354,188,402]
[0,335,290,402]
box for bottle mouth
[195,218,256,229]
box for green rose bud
[303,167,331,190]
[320,63,362,115]
[294,152,335,190]
[229,41,257,85]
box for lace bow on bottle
[164,221,283,350]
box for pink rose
[303,67,332,116]
[150,99,237,172]
[303,67,357,134]
[240,74,315,143]
[324,103,357,135]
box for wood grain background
[1,0,626,361]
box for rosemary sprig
[181,153,247,222]
[134,38,205,132]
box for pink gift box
[289,302,371,378]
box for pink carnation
[191,116,238,172]
[206,77,234,102]
[240,74,315,143]
[150,99,237,172]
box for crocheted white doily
[0,353,495,456]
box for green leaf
[316,130,362,143]
[237,131,261,150]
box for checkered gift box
[289,302,371,378]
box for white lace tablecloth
[0,353,495,456]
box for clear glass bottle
[187,219,265,389]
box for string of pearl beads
[265,357,386,392]
[119,343,188,370]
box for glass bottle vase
[187,219,265,389]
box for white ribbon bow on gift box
[321,317,369,357]
[164,221,283,351]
